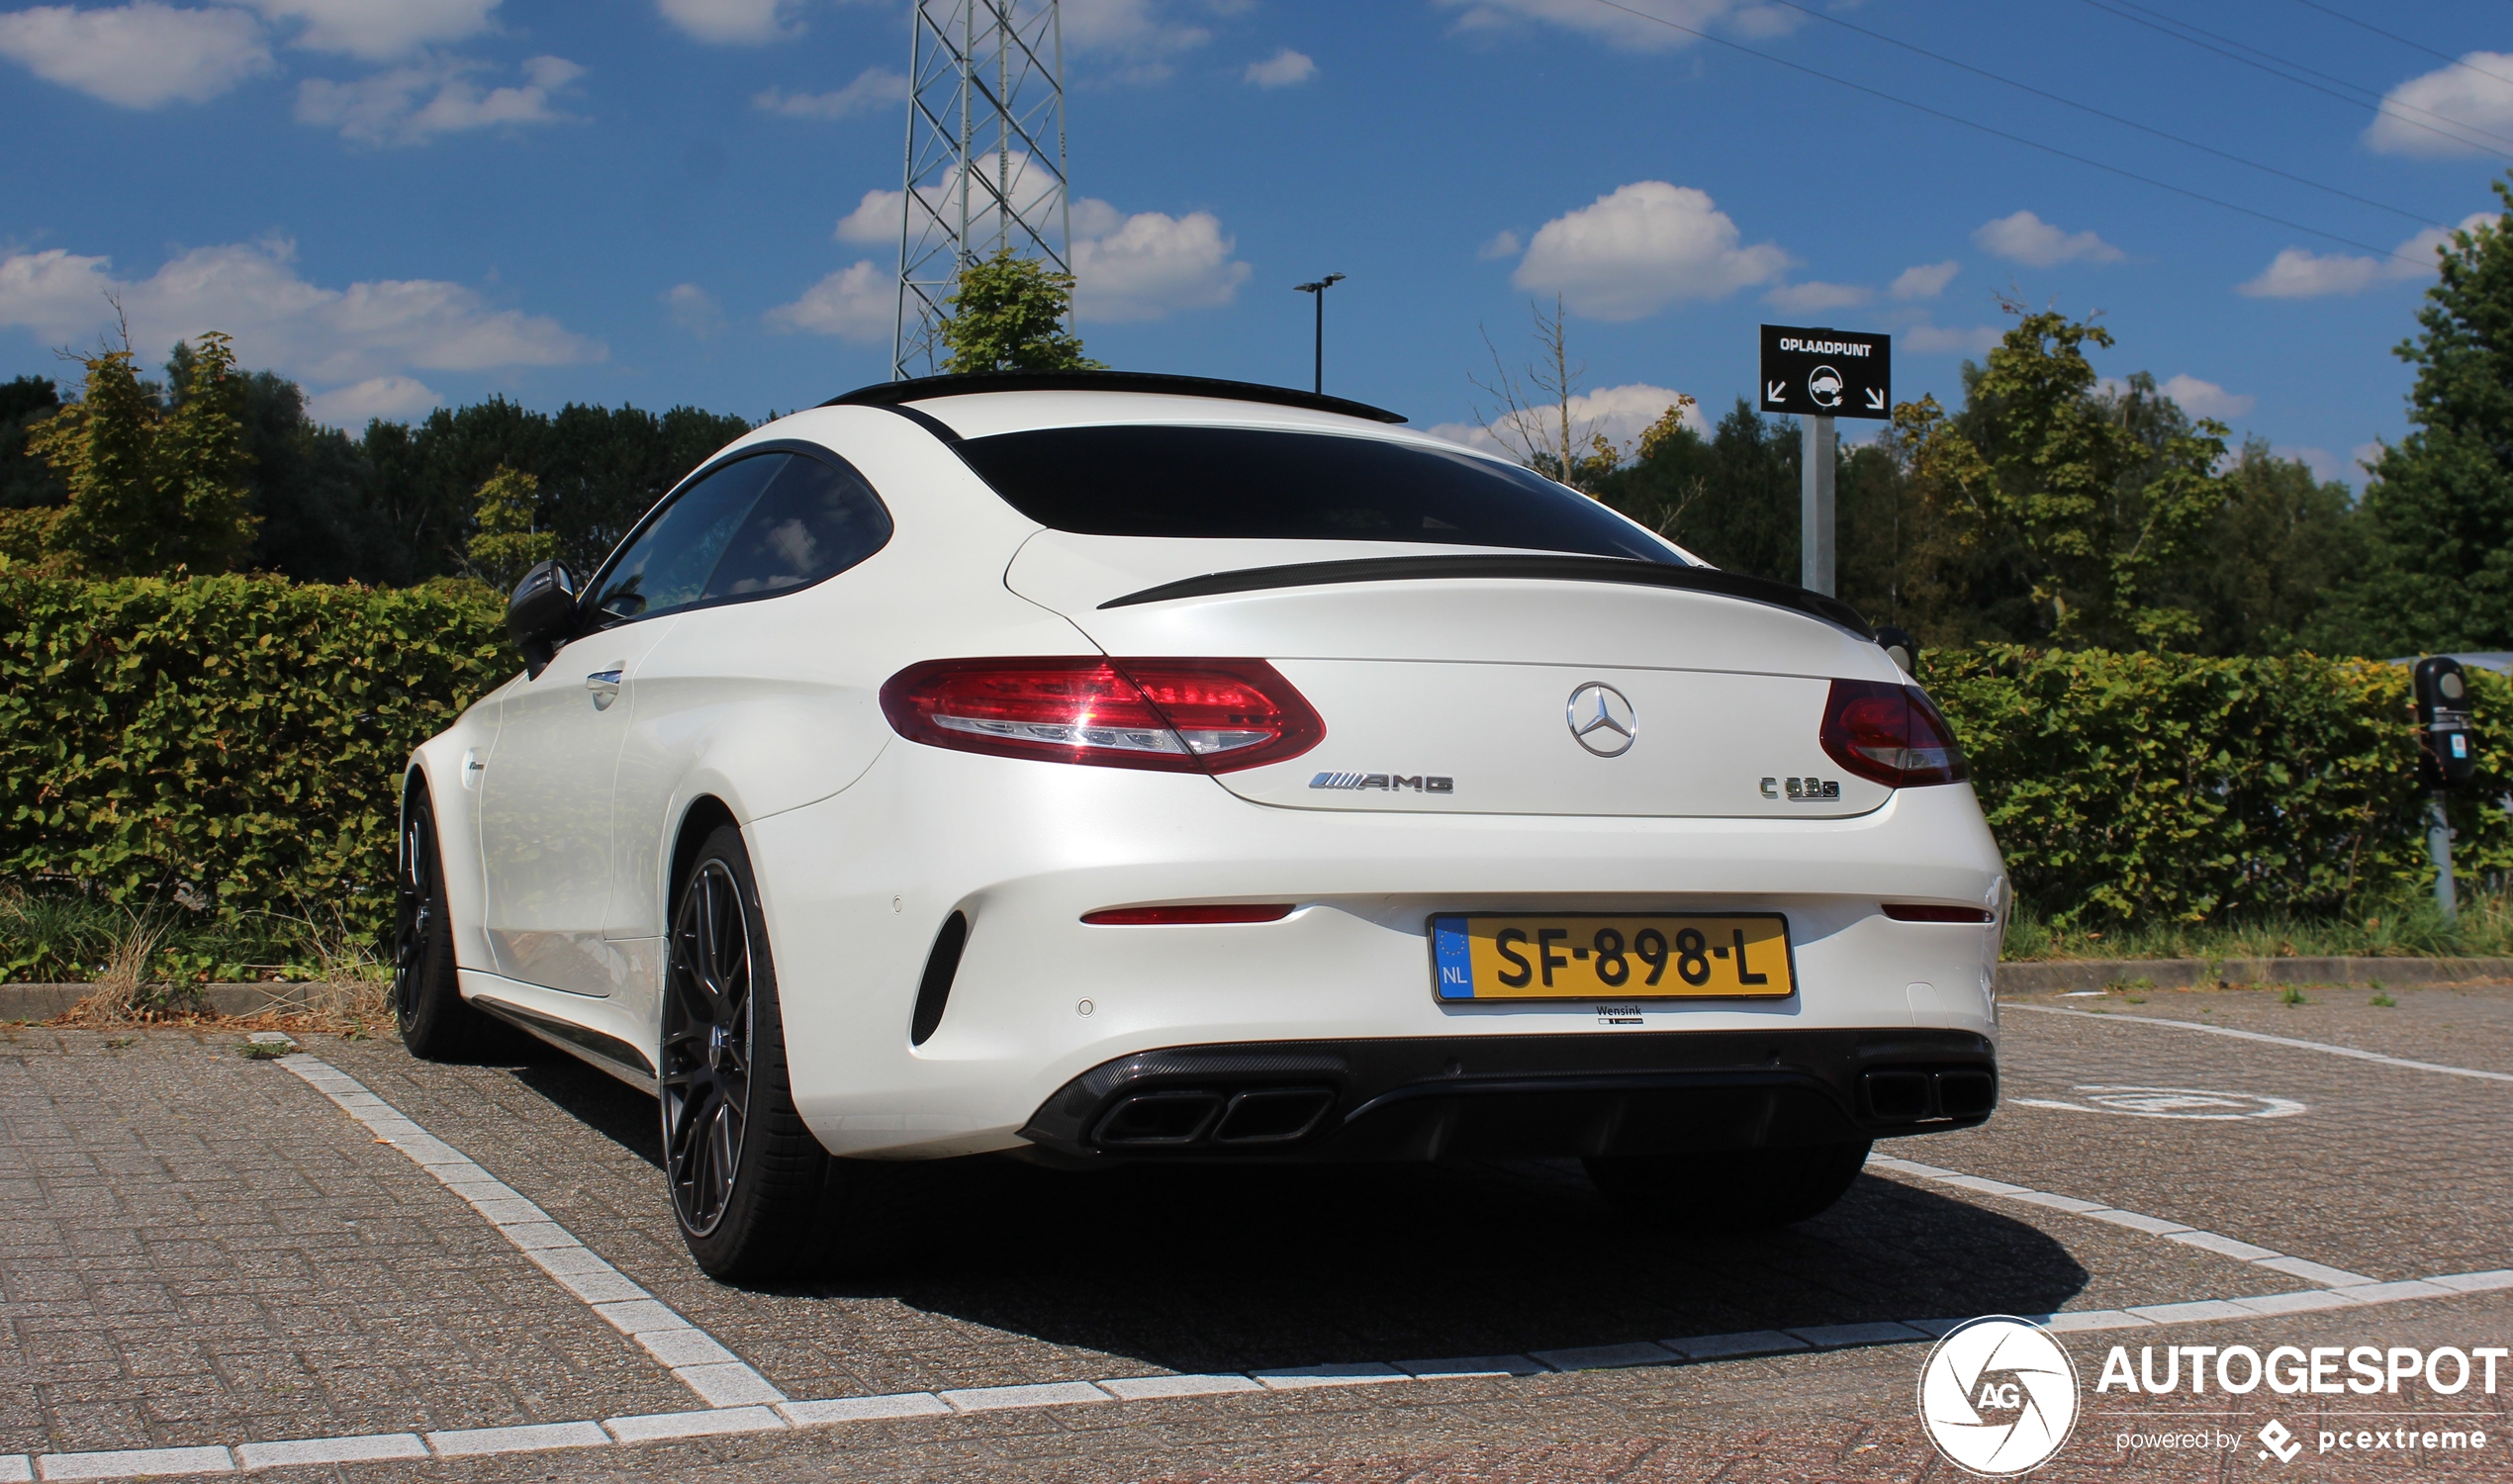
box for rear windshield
[954,424,1681,563]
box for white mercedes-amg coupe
[394,371,2006,1279]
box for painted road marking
[2009,1085,2308,1120]
[2009,1003,2513,1083]
[273,1055,784,1410]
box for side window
[588,449,893,626]
[701,456,893,601]
[593,455,787,623]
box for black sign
[1758,325,1892,420]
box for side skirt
[472,993,658,1094]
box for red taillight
[1080,904,1295,925]
[1883,903,1996,923]
[879,658,1325,774]
[1820,679,1969,788]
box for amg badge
[1311,773,1454,792]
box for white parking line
[13,1264,2510,1480]
[2008,1003,2513,1084]
[1867,1152,2386,1288]
[273,1055,784,1410]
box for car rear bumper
[1016,1028,1997,1163]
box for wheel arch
[669,794,742,908]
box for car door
[477,453,789,997]
[605,449,897,1029]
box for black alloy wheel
[394,786,503,1060]
[661,857,755,1239]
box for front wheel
[394,786,507,1060]
[659,824,905,1280]
[1584,1140,1872,1231]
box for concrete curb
[1998,957,2513,993]
[0,981,353,1021]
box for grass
[2002,888,2513,963]
[1,881,392,988]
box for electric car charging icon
[1806,364,1846,410]
[1916,1316,2081,1476]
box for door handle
[586,667,622,711]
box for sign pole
[2427,791,2459,925]
[1801,414,1836,598]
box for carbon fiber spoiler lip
[1095,553,1876,640]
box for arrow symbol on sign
[1765,381,1787,403]
[1863,387,1887,411]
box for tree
[1890,312,2231,649]
[1467,297,1679,495]
[940,249,1102,374]
[0,376,65,511]
[26,329,258,576]
[467,466,557,591]
[2315,182,2513,655]
[2159,441,2364,655]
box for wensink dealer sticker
[1916,1318,2506,1475]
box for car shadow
[508,1058,2088,1373]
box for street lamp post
[1292,273,1345,394]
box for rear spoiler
[1099,554,1875,640]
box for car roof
[823,371,1406,427]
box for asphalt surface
[4,978,2511,1481]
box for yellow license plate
[1430,914,1795,1001]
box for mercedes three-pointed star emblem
[1565,682,1637,757]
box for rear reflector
[1883,903,1996,924]
[881,658,1325,774]
[1081,904,1296,926]
[1820,679,1969,788]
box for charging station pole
[2427,792,2459,925]
[2411,656,2477,928]
[1801,415,1836,597]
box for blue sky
[4,0,2511,487]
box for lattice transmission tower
[892,0,1072,380]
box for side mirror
[1874,624,1920,678]
[507,560,580,678]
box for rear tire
[1585,1140,1871,1231]
[660,824,904,1281]
[394,786,508,1061]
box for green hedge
[1930,647,2509,925]
[0,570,511,943]
[1,573,2498,952]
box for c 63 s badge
[1313,773,1454,792]
[1763,776,1840,801]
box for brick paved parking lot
[5,981,2512,1482]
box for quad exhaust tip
[1092,1086,1338,1149]
[1860,1067,1996,1123]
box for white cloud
[244,0,496,59]
[2159,374,2253,420]
[764,260,890,342]
[1071,209,1250,321]
[753,67,905,119]
[1973,210,2124,267]
[661,282,722,337]
[0,238,603,387]
[1764,280,1870,312]
[307,374,438,425]
[1432,0,1783,51]
[1513,181,1786,320]
[0,2,271,107]
[2353,440,2384,477]
[1477,230,1522,261]
[1428,382,1708,458]
[2276,445,2353,486]
[2366,51,2513,156]
[656,0,798,45]
[1243,46,1314,87]
[831,153,1249,323]
[2237,212,2496,299]
[1890,260,1959,301]
[1063,0,1208,81]
[1902,323,2001,355]
[295,52,581,145]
